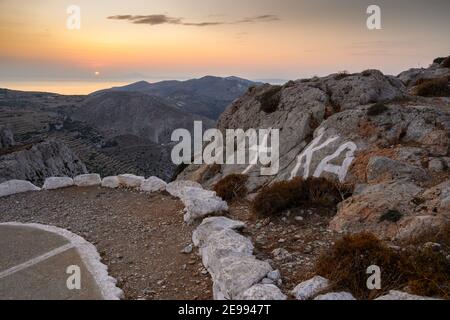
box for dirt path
[0,186,212,300]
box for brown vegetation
[316,233,408,299]
[315,231,450,300]
[213,174,248,202]
[415,78,450,97]
[251,177,351,217]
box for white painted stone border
[0,222,124,300]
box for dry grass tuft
[416,78,450,97]
[251,177,351,217]
[315,230,450,300]
[213,174,248,202]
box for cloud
[107,14,279,27]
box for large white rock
[74,174,101,187]
[140,176,167,193]
[101,176,120,189]
[200,229,254,276]
[0,180,41,197]
[193,217,246,247]
[182,187,228,223]
[291,276,330,300]
[314,292,356,300]
[239,284,287,301]
[166,180,202,198]
[117,174,145,188]
[43,177,74,190]
[214,256,272,300]
[375,290,441,300]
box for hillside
[92,76,258,120]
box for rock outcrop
[179,58,450,240]
[0,140,87,185]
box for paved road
[0,224,106,300]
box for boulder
[181,187,228,223]
[101,176,120,189]
[166,180,202,198]
[428,158,444,172]
[330,181,424,239]
[140,176,167,193]
[375,290,441,300]
[291,276,330,300]
[117,174,145,188]
[239,284,287,300]
[74,174,101,187]
[214,256,273,300]
[200,229,254,276]
[192,217,246,247]
[367,156,430,183]
[43,177,74,190]
[0,180,41,198]
[314,292,356,300]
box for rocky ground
[228,202,338,297]
[0,186,212,300]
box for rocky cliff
[0,140,87,185]
[179,57,450,240]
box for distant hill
[91,76,259,120]
[73,91,215,145]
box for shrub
[316,231,450,300]
[442,57,450,68]
[315,233,409,299]
[213,174,248,201]
[251,177,350,216]
[416,78,450,97]
[367,103,389,117]
[334,71,350,80]
[257,86,282,113]
[433,57,446,64]
[379,210,403,223]
[404,247,450,298]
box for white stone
[43,177,74,190]
[314,292,356,300]
[193,217,246,247]
[291,276,330,300]
[267,270,281,281]
[165,180,202,198]
[182,187,228,223]
[200,229,254,276]
[101,176,120,189]
[375,290,441,300]
[214,256,273,300]
[239,284,287,300]
[140,176,167,193]
[74,174,101,187]
[0,180,41,197]
[117,174,145,188]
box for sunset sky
[1,0,449,93]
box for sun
[94,71,100,76]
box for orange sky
[1,0,450,93]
